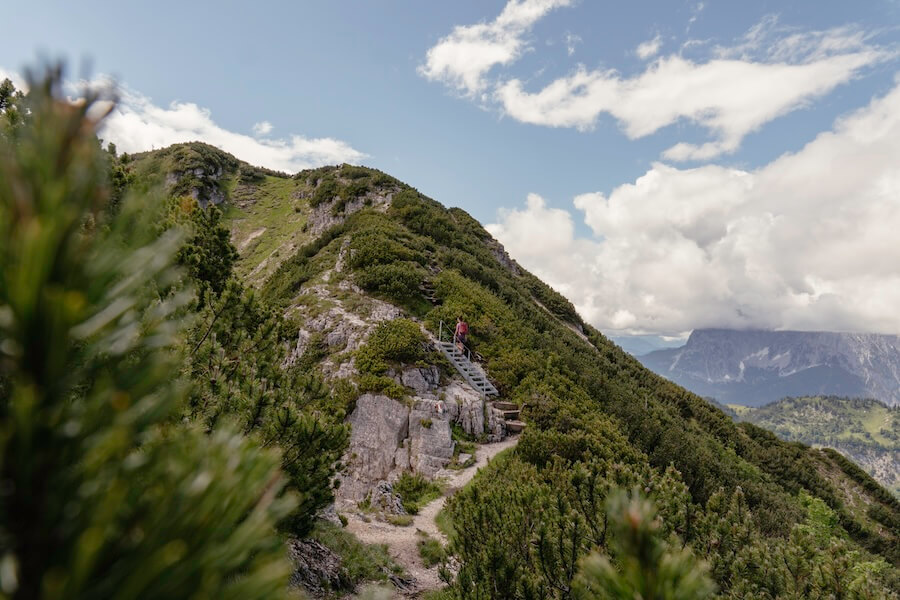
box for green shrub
[355,261,426,303]
[311,175,339,206]
[356,373,407,400]
[417,534,446,568]
[394,472,443,515]
[356,318,429,376]
[387,514,414,527]
[311,522,404,588]
[0,70,295,599]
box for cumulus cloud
[496,23,889,159]
[488,78,900,336]
[252,120,273,136]
[419,0,572,95]
[98,86,365,172]
[424,6,893,160]
[635,34,662,59]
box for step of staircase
[492,401,519,411]
[435,339,498,396]
[504,420,526,433]
[500,409,520,419]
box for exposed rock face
[287,538,350,596]
[640,328,900,406]
[307,190,393,236]
[399,366,440,395]
[408,399,455,477]
[165,167,226,207]
[341,394,410,500]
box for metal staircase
[436,321,498,397]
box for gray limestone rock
[369,480,407,515]
[340,394,410,500]
[409,399,455,477]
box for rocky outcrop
[165,166,226,207]
[307,191,393,236]
[341,394,410,500]
[397,366,440,395]
[369,480,407,515]
[287,538,350,596]
[440,381,506,441]
[408,399,455,477]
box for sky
[4,1,900,339]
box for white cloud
[100,86,365,172]
[252,120,273,136]
[488,78,900,336]
[565,32,582,56]
[635,34,662,60]
[0,68,25,91]
[419,0,572,95]
[496,26,888,159]
[424,7,893,160]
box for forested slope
[124,139,900,597]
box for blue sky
[4,1,900,337]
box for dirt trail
[343,435,520,594]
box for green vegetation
[574,490,715,600]
[17,63,898,598]
[386,514,414,527]
[356,318,429,375]
[261,172,900,597]
[393,472,444,515]
[417,533,446,568]
[736,396,899,497]
[0,69,295,599]
[225,175,309,283]
[311,522,404,589]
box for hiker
[455,316,468,352]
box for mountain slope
[640,328,900,406]
[736,397,899,496]
[132,144,900,597]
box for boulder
[443,382,486,436]
[369,480,407,515]
[339,394,410,500]
[400,366,440,394]
[287,537,350,596]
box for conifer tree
[0,66,295,599]
[574,490,715,600]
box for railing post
[439,320,443,343]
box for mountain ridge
[126,141,900,595]
[640,327,900,406]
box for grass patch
[417,533,446,568]
[224,175,309,284]
[421,589,454,600]
[434,508,455,541]
[394,472,443,515]
[310,522,404,588]
[386,514,413,527]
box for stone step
[492,401,519,410]
[505,420,526,433]
[501,409,520,419]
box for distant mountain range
[638,329,900,407]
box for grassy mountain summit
[124,141,900,596]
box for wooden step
[505,420,526,433]
[493,401,519,411]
